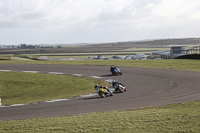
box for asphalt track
[0,64,200,121]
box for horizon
[1,37,199,46]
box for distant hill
[87,38,200,49]
[0,38,200,54]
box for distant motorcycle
[110,66,122,75]
[95,85,114,98]
[112,81,127,93]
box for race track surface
[0,64,200,121]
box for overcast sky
[0,0,200,45]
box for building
[18,44,38,49]
[170,46,189,58]
[152,50,170,59]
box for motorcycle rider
[111,80,119,88]
[110,66,122,75]
[94,85,110,93]
[110,66,115,72]
[111,80,124,91]
[94,85,100,92]
[110,66,120,73]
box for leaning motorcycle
[95,86,114,98]
[110,66,122,75]
[114,83,127,93]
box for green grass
[46,55,93,59]
[11,56,32,60]
[0,55,11,60]
[0,71,109,105]
[1,59,200,72]
[0,101,199,132]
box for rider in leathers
[95,85,110,93]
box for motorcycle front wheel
[110,91,114,96]
[99,92,106,98]
[119,88,124,93]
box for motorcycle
[110,66,122,75]
[95,85,114,98]
[112,81,127,93]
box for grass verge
[0,101,199,132]
[0,71,109,105]
[0,59,200,132]
[1,59,200,72]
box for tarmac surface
[0,64,200,121]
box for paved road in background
[0,64,200,121]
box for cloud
[0,0,200,44]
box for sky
[0,0,200,45]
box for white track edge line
[0,70,114,107]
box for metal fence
[189,46,200,54]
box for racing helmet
[112,80,116,86]
[94,85,98,89]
